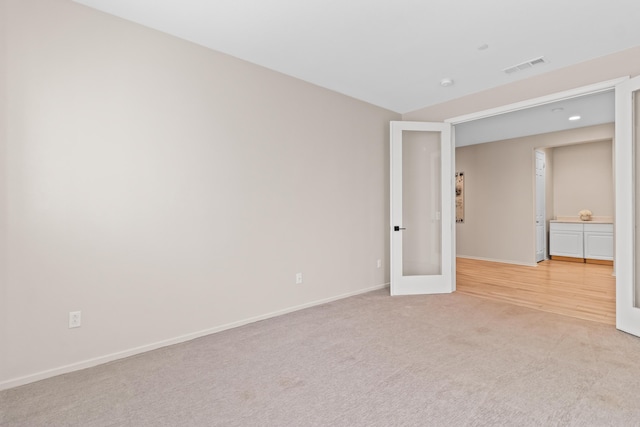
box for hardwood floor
[456,257,616,325]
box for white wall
[552,140,614,218]
[0,0,399,389]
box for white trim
[457,255,538,268]
[446,77,628,125]
[0,282,389,391]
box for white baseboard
[0,282,390,391]
[457,255,538,267]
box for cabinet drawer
[550,222,583,232]
[583,223,613,233]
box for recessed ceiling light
[551,107,564,113]
[440,78,454,87]
[569,115,581,121]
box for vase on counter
[579,209,592,221]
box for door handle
[394,226,406,231]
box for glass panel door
[390,121,453,296]
[615,75,640,337]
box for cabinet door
[584,224,614,260]
[549,224,584,258]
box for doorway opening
[446,80,620,325]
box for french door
[390,121,454,295]
[615,75,640,337]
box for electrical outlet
[377,259,382,268]
[295,273,303,284]
[69,311,81,328]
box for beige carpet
[3,289,640,426]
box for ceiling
[73,0,640,115]
[72,1,634,145]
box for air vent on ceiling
[503,56,547,75]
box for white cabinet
[549,222,613,261]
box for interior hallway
[456,257,616,325]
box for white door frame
[443,76,632,332]
[445,78,626,125]
[445,77,626,264]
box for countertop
[550,216,613,224]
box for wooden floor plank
[456,257,616,325]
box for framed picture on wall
[456,172,464,223]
